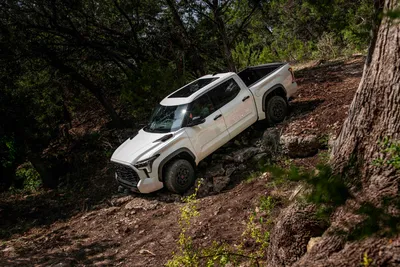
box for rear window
[169,78,219,98]
[208,78,241,109]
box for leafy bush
[373,138,400,170]
[15,162,42,192]
[315,32,340,60]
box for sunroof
[169,78,219,98]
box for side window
[208,78,241,109]
[189,94,215,120]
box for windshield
[144,104,188,133]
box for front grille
[114,163,140,188]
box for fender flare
[157,148,196,182]
[261,84,287,112]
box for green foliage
[15,163,42,192]
[373,138,400,170]
[386,8,400,20]
[362,252,373,267]
[259,196,276,215]
[166,183,201,267]
[167,182,278,266]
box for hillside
[0,58,367,266]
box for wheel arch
[262,84,287,112]
[158,148,196,182]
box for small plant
[167,183,275,266]
[15,162,42,192]
[259,196,275,216]
[362,252,373,267]
[166,183,201,267]
[318,134,330,149]
[373,137,400,170]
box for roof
[160,72,235,106]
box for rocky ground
[0,57,365,266]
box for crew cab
[111,63,297,194]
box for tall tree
[331,0,399,202]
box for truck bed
[237,63,284,87]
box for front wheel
[266,95,288,125]
[164,159,195,194]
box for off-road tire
[164,159,195,194]
[266,95,288,125]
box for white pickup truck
[111,63,297,194]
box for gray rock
[280,134,320,158]
[222,155,234,162]
[213,176,230,193]
[205,163,225,177]
[238,164,246,171]
[189,178,214,197]
[125,199,158,210]
[252,153,269,163]
[225,167,237,177]
[233,147,261,163]
[262,128,281,154]
[240,136,250,146]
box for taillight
[288,67,296,83]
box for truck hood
[111,129,168,165]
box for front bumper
[113,163,163,193]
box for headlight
[134,154,160,173]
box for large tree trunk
[331,0,400,203]
[281,1,400,266]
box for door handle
[242,95,250,102]
[214,114,222,121]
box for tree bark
[331,0,400,204]
[288,1,400,266]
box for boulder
[205,163,225,178]
[238,164,246,171]
[266,204,328,267]
[262,128,281,155]
[252,153,269,163]
[221,155,234,162]
[225,166,237,177]
[213,176,230,193]
[233,147,261,163]
[280,134,320,158]
[194,178,214,197]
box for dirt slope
[0,57,364,266]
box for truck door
[184,94,230,162]
[208,77,258,139]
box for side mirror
[187,116,205,127]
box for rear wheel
[164,159,195,194]
[266,95,288,125]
